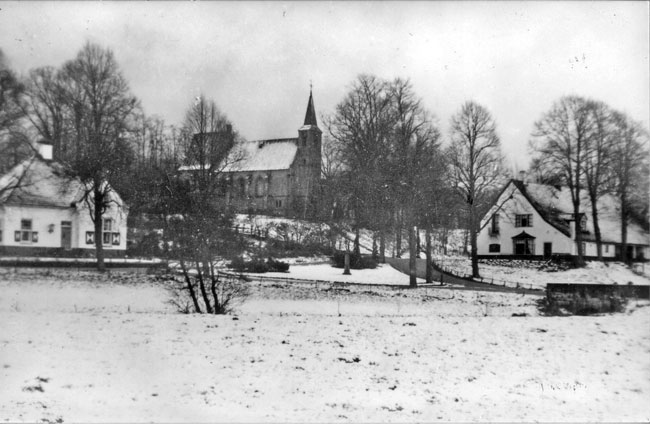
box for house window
[605,244,609,253]
[489,244,501,253]
[19,219,36,243]
[490,214,500,235]
[103,219,113,246]
[515,214,533,227]
[513,239,535,255]
[579,217,587,231]
[581,242,586,255]
[275,199,282,208]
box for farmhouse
[180,90,322,218]
[0,142,128,257]
[477,179,649,261]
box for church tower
[291,89,322,217]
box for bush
[267,257,290,272]
[331,250,378,270]
[227,257,290,273]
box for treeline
[1,42,648,284]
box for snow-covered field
[252,263,425,286]
[1,269,649,422]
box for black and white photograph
[1,1,649,422]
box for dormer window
[579,216,587,231]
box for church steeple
[303,87,318,127]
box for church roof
[223,138,298,172]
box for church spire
[303,86,317,127]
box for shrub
[227,257,290,273]
[267,257,290,272]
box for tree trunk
[353,227,360,257]
[468,205,480,278]
[379,229,386,264]
[196,262,213,314]
[589,193,603,261]
[573,203,586,267]
[93,185,105,272]
[621,197,629,263]
[409,225,417,288]
[395,214,402,258]
[425,227,432,285]
[179,259,201,313]
[371,232,378,259]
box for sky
[1,1,648,170]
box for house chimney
[37,141,53,161]
[518,170,526,183]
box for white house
[477,179,649,261]
[0,142,128,257]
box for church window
[238,178,246,198]
[255,176,265,197]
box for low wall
[0,246,126,258]
[547,283,650,300]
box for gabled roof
[0,155,126,210]
[497,179,649,246]
[179,138,299,174]
[0,156,85,208]
[223,138,298,173]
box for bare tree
[609,111,649,263]
[583,101,615,260]
[58,42,139,271]
[531,96,593,267]
[159,96,248,314]
[0,49,31,174]
[386,78,442,287]
[448,101,503,278]
[326,75,394,257]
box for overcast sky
[1,1,648,169]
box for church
[181,90,322,218]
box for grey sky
[1,1,648,169]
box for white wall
[477,183,574,256]
[0,203,127,251]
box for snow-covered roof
[0,156,125,210]
[224,138,298,172]
[511,180,649,246]
[179,138,299,174]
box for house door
[544,243,552,258]
[61,221,72,250]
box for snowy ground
[1,269,649,422]
[249,263,426,286]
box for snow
[253,263,426,286]
[1,269,649,422]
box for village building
[477,179,649,261]
[180,90,322,217]
[0,142,128,257]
